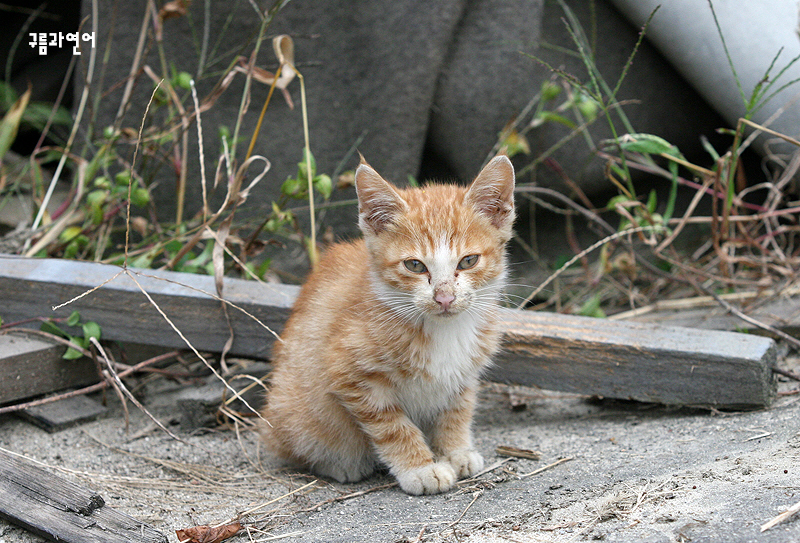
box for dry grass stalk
[519,457,573,479]
[761,499,800,531]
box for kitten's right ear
[355,157,408,235]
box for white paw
[395,462,456,495]
[441,449,484,478]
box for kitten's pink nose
[434,291,455,311]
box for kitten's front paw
[395,462,456,495]
[441,449,484,479]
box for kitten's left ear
[355,157,408,235]
[465,155,516,232]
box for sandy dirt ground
[0,353,798,543]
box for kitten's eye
[404,259,428,273]
[457,254,479,270]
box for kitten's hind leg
[310,453,376,484]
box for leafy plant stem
[230,13,271,161]
[244,63,283,162]
[112,2,150,128]
[125,79,164,266]
[296,66,318,267]
[707,0,746,107]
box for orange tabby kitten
[261,154,515,495]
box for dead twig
[445,489,483,530]
[519,457,574,479]
[693,284,800,351]
[299,482,398,513]
[772,367,800,382]
[90,337,189,445]
[761,499,800,532]
[410,524,427,543]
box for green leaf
[541,80,561,102]
[0,87,30,163]
[62,346,84,360]
[575,95,599,122]
[313,174,332,199]
[618,133,682,157]
[608,162,627,180]
[536,111,576,129]
[298,148,317,181]
[553,253,578,270]
[606,194,630,211]
[115,171,131,186]
[23,103,72,130]
[164,239,183,254]
[63,241,79,259]
[646,189,657,214]
[184,242,213,269]
[0,81,18,109]
[131,187,150,207]
[59,226,84,244]
[174,71,192,90]
[578,293,606,318]
[90,201,105,225]
[499,129,531,157]
[82,321,101,341]
[256,258,271,280]
[281,176,304,198]
[700,135,721,162]
[86,189,108,206]
[67,311,81,327]
[40,320,67,338]
[130,252,154,269]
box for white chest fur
[396,312,486,426]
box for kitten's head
[355,155,515,322]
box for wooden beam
[0,256,298,359]
[491,309,777,409]
[0,334,98,404]
[0,449,166,543]
[0,257,777,408]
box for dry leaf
[337,170,355,189]
[495,445,542,460]
[232,35,297,108]
[159,0,190,20]
[176,522,242,543]
[130,216,149,237]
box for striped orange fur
[261,155,515,495]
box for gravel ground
[0,354,798,543]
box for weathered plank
[0,255,298,359]
[0,257,777,408]
[0,449,166,543]
[0,334,98,404]
[492,309,777,408]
